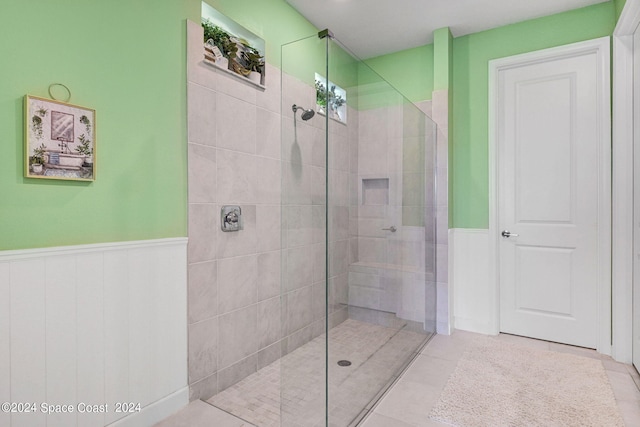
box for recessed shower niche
[361,178,389,205]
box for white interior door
[496,40,610,348]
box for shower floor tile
[207,318,428,427]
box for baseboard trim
[106,387,189,427]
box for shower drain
[337,360,352,367]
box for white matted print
[25,95,96,181]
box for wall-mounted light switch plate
[221,206,242,232]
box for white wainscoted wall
[0,238,188,427]
[449,229,493,334]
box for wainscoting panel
[0,238,188,427]
[450,229,493,334]
[0,262,10,427]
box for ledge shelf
[202,58,266,91]
[201,2,266,89]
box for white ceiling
[285,0,609,59]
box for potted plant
[31,143,46,174]
[223,37,239,60]
[202,19,234,68]
[75,134,93,165]
[329,86,346,120]
[315,80,328,115]
[242,47,264,83]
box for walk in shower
[280,30,437,426]
[196,26,437,427]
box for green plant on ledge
[202,19,238,59]
[315,80,328,108]
[242,47,264,73]
[316,80,345,113]
[330,86,345,111]
[223,37,239,59]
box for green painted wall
[0,0,325,251]
[452,2,616,229]
[363,44,434,103]
[1,0,619,250]
[433,28,453,91]
[0,0,194,250]
[615,0,627,20]
[433,27,455,223]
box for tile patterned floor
[155,330,640,427]
[208,319,428,427]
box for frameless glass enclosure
[280,31,437,426]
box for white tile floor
[155,330,640,427]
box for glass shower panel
[281,33,328,427]
[281,31,437,427]
[325,37,438,426]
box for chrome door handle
[382,226,397,232]
[501,230,519,238]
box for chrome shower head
[292,104,315,121]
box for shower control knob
[221,206,243,232]
[225,211,238,224]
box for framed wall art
[24,95,96,181]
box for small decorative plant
[329,85,345,111]
[202,19,226,46]
[223,37,239,59]
[31,115,43,139]
[315,80,328,108]
[315,80,345,114]
[79,115,91,134]
[31,143,46,165]
[242,47,264,73]
[75,134,92,156]
[202,19,238,59]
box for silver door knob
[501,230,519,238]
[382,226,397,232]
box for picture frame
[24,95,96,181]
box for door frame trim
[612,0,640,364]
[487,37,612,355]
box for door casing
[612,0,640,367]
[488,37,612,355]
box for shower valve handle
[382,226,397,232]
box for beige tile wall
[187,20,285,400]
[349,95,440,329]
[186,20,352,401]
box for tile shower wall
[186,21,353,400]
[281,74,354,353]
[349,97,438,327]
[186,20,282,400]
